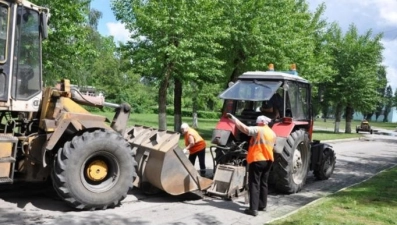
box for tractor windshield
[218,80,282,101]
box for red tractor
[210,65,336,194]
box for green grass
[269,166,397,225]
[96,112,395,147]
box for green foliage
[394,88,397,107]
[322,23,384,132]
[33,0,99,85]
[112,0,229,129]
[383,86,394,122]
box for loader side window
[0,4,8,63]
[0,3,8,100]
[12,6,41,100]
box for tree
[383,85,393,122]
[217,0,332,84]
[325,23,383,133]
[33,0,99,85]
[112,0,227,130]
[367,66,387,121]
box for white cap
[256,115,271,125]
[181,123,189,130]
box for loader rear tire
[272,129,310,194]
[51,129,137,210]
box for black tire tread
[272,129,310,194]
[51,129,137,210]
[313,148,336,180]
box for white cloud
[371,0,397,25]
[106,22,131,43]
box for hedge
[151,107,221,119]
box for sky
[91,0,397,91]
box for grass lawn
[269,166,397,225]
[94,112,395,146]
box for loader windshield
[12,6,41,100]
[218,80,282,101]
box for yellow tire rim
[86,160,108,181]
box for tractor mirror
[40,12,48,39]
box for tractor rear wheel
[314,148,336,180]
[272,129,310,193]
[51,129,137,210]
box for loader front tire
[272,129,310,194]
[51,129,137,210]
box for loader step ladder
[206,165,247,200]
[0,134,18,183]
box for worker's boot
[244,208,258,216]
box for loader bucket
[124,125,213,195]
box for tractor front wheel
[272,129,310,193]
[51,130,137,210]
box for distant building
[353,107,397,122]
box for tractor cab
[212,64,313,146]
[0,0,49,112]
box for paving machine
[208,65,336,197]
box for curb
[321,137,361,143]
[266,164,397,224]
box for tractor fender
[211,116,236,145]
[42,113,110,167]
[310,141,333,171]
[272,122,295,138]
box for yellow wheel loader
[0,0,213,210]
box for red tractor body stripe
[215,116,236,135]
[272,121,309,138]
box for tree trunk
[173,78,182,132]
[158,68,171,130]
[322,104,328,122]
[365,112,374,121]
[345,105,353,133]
[192,87,198,128]
[334,103,342,133]
[229,53,244,84]
[375,112,380,121]
[383,110,390,122]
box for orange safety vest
[184,128,206,154]
[247,126,275,164]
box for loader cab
[0,0,49,112]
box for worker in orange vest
[180,123,207,176]
[227,113,276,216]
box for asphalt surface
[0,128,396,225]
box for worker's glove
[227,113,237,122]
[183,148,189,154]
